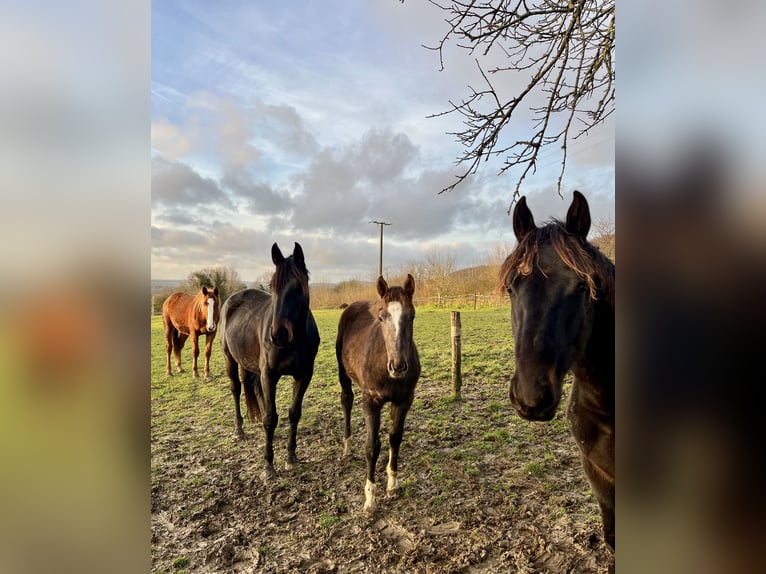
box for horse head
[504,191,599,421]
[375,274,416,379]
[200,286,220,332]
[269,242,310,347]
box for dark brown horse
[336,274,421,513]
[499,191,615,550]
[219,243,320,479]
[162,286,221,380]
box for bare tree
[591,216,615,261]
[423,251,457,304]
[423,0,614,210]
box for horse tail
[242,370,263,423]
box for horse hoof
[260,467,276,482]
[235,429,245,440]
[363,480,377,514]
[362,500,377,515]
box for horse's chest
[360,374,415,404]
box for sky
[151,0,614,284]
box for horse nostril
[388,360,407,374]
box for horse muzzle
[269,323,293,347]
[387,359,408,379]
[509,372,559,421]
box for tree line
[151,227,614,314]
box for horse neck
[573,297,615,418]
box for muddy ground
[152,381,613,573]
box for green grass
[151,305,592,571]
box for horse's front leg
[259,370,279,480]
[203,333,215,380]
[386,397,412,496]
[190,332,201,379]
[286,366,313,470]
[361,396,382,514]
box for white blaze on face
[207,297,216,330]
[387,301,403,342]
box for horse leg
[203,333,214,380]
[190,332,201,379]
[174,332,188,373]
[583,458,615,550]
[386,397,412,496]
[259,372,279,480]
[338,361,354,459]
[361,397,382,514]
[286,368,312,470]
[569,401,615,550]
[163,323,174,376]
[600,495,615,551]
[224,351,245,439]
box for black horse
[336,275,421,514]
[220,242,320,479]
[499,191,615,550]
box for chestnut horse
[336,275,420,514]
[499,191,615,550]
[219,243,320,479]
[162,286,220,380]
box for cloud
[249,97,319,158]
[151,155,233,209]
[220,169,292,215]
[151,119,191,159]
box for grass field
[151,305,612,573]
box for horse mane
[270,257,310,295]
[498,220,615,308]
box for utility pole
[369,220,391,277]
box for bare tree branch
[422,0,615,212]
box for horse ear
[404,273,415,297]
[272,243,285,265]
[565,190,591,240]
[293,242,305,269]
[202,286,208,296]
[512,196,535,240]
[376,276,388,298]
[212,286,219,297]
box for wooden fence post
[451,310,462,399]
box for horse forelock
[498,221,614,308]
[270,256,310,296]
[380,285,414,309]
